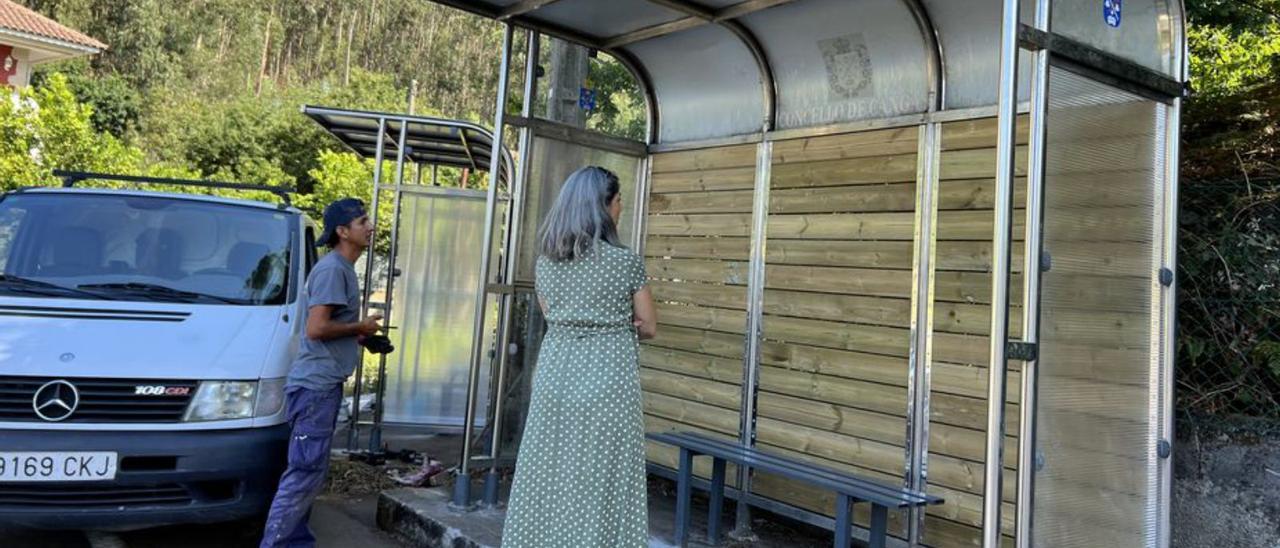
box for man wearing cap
[260,198,382,548]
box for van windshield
[0,193,296,305]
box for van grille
[0,483,193,507]
[0,377,196,423]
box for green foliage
[1188,23,1280,100]
[1178,181,1280,417]
[1183,3,1280,181]
[1179,2,1280,418]
[0,74,142,190]
[586,55,646,141]
[298,150,396,254]
[1186,1,1280,32]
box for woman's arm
[632,286,657,340]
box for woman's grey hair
[538,166,622,261]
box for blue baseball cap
[317,198,367,247]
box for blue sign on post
[578,87,596,111]
[1104,0,1122,28]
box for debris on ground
[325,457,403,495]
[325,450,454,495]
[389,456,448,487]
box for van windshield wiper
[77,282,240,304]
[0,274,114,300]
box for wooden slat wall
[920,117,1030,546]
[751,126,918,539]
[641,144,755,486]
[638,119,1038,547]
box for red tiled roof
[0,0,106,51]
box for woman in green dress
[502,166,658,547]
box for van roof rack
[53,170,295,206]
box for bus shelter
[303,106,515,451]
[413,1,1189,546]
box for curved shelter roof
[303,105,515,186]
[430,0,1186,143]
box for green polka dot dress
[502,242,649,548]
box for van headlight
[254,378,286,417]
[183,381,258,422]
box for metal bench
[649,431,944,548]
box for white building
[0,0,105,90]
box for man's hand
[357,313,383,337]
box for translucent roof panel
[532,0,687,38]
[923,0,1034,110]
[425,0,1185,143]
[303,106,512,184]
[741,0,930,129]
[623,24,766,143]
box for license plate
[0,452,118,482]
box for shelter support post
[983,0,1021,545]
[1158,97,1180,548]
[348,117,388,451]
[1014,0,1052,545]
[905,120,940,546]
[482,27,540,509]
[732,137,772,540]
[370,122,411,452]
[454,22,514,511]
[1159,15,1189,544]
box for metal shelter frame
[416,1,1188,546]
[302,106,515,456]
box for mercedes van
[0,181,319,530]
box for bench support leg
[835,495,852,548]
[869,504,888,548]
[707,457,726,545]
[675,448,693,547]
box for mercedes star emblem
[32,380,79,422]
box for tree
[300,150,396,254]
[0,74,143,190]
[1183,3,1280,180]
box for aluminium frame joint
[1006,341,1038,362]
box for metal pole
[1158,96,1180,548]
[370,122,410,452]
[983,0,1021,545]
[1159,14,1188,546]
[454,23,514,511]
[632,157,651,252]
[905,121,940,546]
[1015,0,1051,545]
[482,28,539,509]
[348,117,388,451]
[732,138,771,540]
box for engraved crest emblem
[819,33,873,100]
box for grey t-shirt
[287,251,361,391]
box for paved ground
[1,494,405,548]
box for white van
[0,181,318,530]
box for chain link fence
[1177,177,1280,421]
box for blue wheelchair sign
[1104,0,1121,28]
[579,87,596,111]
